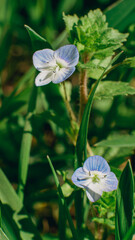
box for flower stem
[62,82,76,122]
[75,190,84,236]
[79,69,88,123]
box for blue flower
[72,155,118,202]
[32,45,79,86]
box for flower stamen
[92,174,100,183]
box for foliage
[0,0,135,240]
[63,9,128,61]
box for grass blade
[105,0,135,30]
[0,228,9,240]
[123,224,135,240]
[0,169,42,240]
[17,85,37,201]
[115,161,134,240]
[25,25,52,51]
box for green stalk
[0,202,1,228]
[58,198,66,240]
[17,84,37,201]
[75,190,84,236]
[47,156,79,240]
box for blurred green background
[0,0,135,239]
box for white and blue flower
[72,155,118,202]
[32,45,79,86]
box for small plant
[0,3,135,240]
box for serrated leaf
[63,9,128,59]
[95,135,135,147]
[63,12,78,32]
[94,81,135,100]
[115,161,134,240]
[79,57,112,80]
[92,217,115,229]
[25,25,52,51]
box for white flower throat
[77,170,107,184]
[52,62,63,73]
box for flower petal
[52,67,75,84]
[35,71,53,86]
[54,45,79,67]
[86,188,102,202]
[33,49,54,71]
[72,167,90,189]
[85,180,103,195]
[100,172,118,192]
[83,156,110,174]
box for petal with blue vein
[100,172,118,192]
[54,45,79,67]
[71,167,90,189]
[33,49,54,71]
[52,67,75,84]
[83,156,110,174]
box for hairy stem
[79,69,88,123]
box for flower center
[52,62,63,73]
[56,61,63,69]
[76,170,107,186]
[92,174,100,183]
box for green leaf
[79,57,112,80]
[122,56,135,68]
[42,235,59,240]
[105,0,135,30]
[0,228,9,240]
[63,12,78,32]
[0,88,31,120]
[0,169,42,240]
[17,85,38,201]
[115,161,134,240]
[0,1,17,72]
[94,81,135,100]
[76,52,122,167]
[63,9,128,59]
[25,25,52,51]
[123,223,135,240]
[93,191,117,230]
[95,135,135,147]
[61,183,74,197]
[92,217,115,229]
